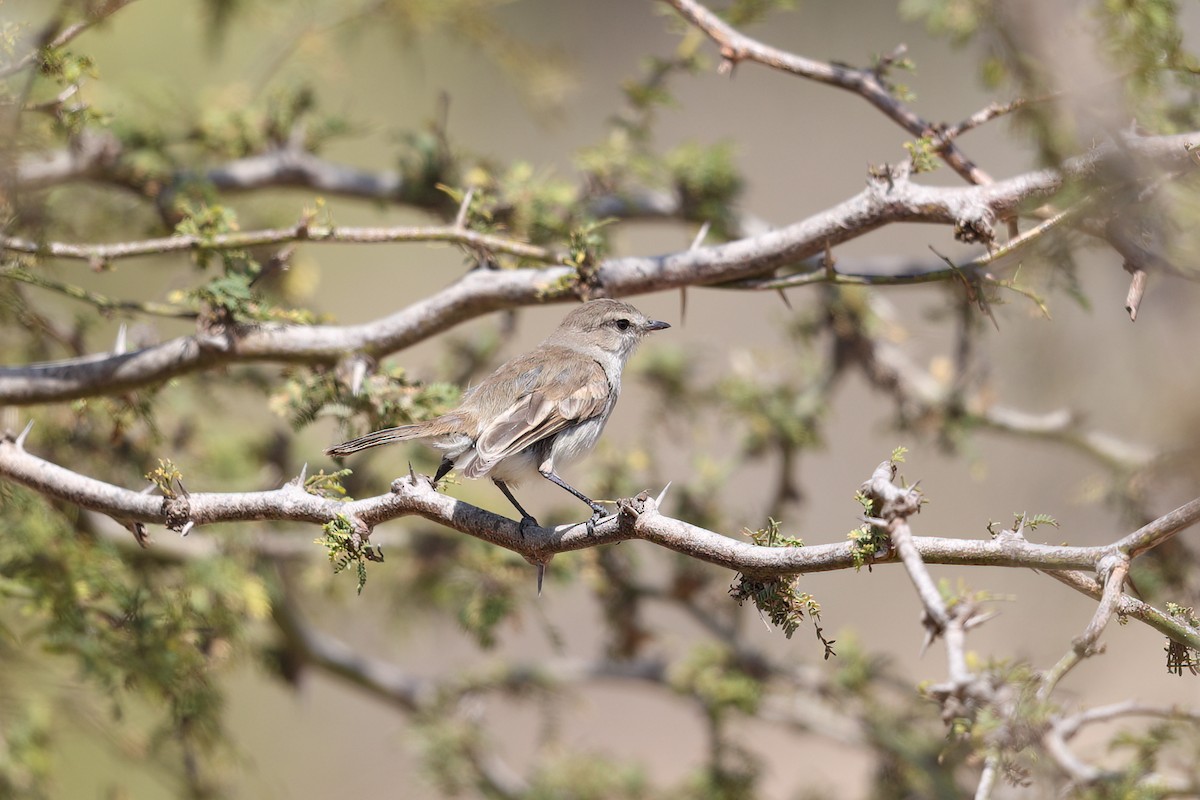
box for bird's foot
[584,508,616,536]
[518,515,540,539]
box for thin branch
[1045,569,1200,653]
[664,0,994,185]
[1038,555,1130,699]
[0,222,563,266]
[2,131,1196,406]
[735,200,1084,292]
[1045,701,1200,790]
[13,132,773,239]
[0,0,141,80]
[1,262,197,319]
[1116,495,1200,557]
[974,752,1000,800]
[938,99,1028,145]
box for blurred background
[3,0,1200,797]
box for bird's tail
[325,416,460,457]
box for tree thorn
[15,419,34,449]
[350,357,368,396]
[454,186,476,230]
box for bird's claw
[584,510,616,536]
[518,515,540,539]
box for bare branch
[3,131,1196,406]
[0,0,141,80]
[1046,569,1200,652]
[1045,701,1200,790]
[1039,555,1130,698]
[664,0,995,184]
[1116,495,1200,557]
[0,222,562,265]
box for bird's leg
[433,458,455,483]
[493,479,540,537]
[539,469,609,534]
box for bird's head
[549,298,670,361]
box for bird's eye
[615,319,631,331]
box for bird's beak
[645,320,671,332]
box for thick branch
[3,131,1196,405]
[0,435,1136,577]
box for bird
[325,299,670,588]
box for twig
[735,201,1084,292]
[0,0,141,80]
[1045,701,1200,790]
[664,0,994,185]
[1124,264,1148,321]
[0,222,563,266]
[1,262,197,319]
[3,131,1196,406]
[1116,495,1200,557]
[1038,555,1130,699]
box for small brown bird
[326,299,670,585]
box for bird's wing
[465,355,610,478]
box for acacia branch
[0,223,564,266]
[5,433,1200,652]
[14,131,769,235]
[664,0,994,185]
[1039,555,1131,699]
[3,131,1196,406]
[1044,701,1200,790]
[0,0,141,80]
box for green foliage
[316,514,383,595]
[666,141,744,238]
[899,0,987,45]
[903,136,940,173]
[566,217,616,271]
[527,756,649,800]
[730,520,835,654]
[0,699,52,800]
[412,711,489,796]
[396,125,458,211]
[192,85,351,158]
[271,363,460,436]
[0,486,266,791]
[1094,0,1200,131]
[719,0,796,28]
[987,511,1059,537]
[146,458,183,498]
[741,517,802,549]
[872,49,918,102]
[451,547,527,649]
[718,362,820,457]
[848,490,889,570]
[303,468,353,499]
[1164,603,1200,676]
[670,644,761,716]
[166,202,314,324]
